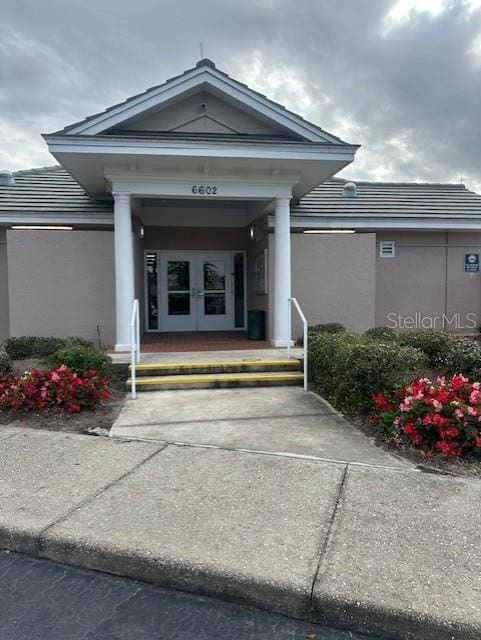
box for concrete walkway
[111,387,409,468]
[0,426,479,640]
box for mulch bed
[349,413,481,479]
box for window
[379,241,395,258]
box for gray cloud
[1,0,480,190]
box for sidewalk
[0,425,479,640]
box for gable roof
[48,59,347,144]
[291,178,481,219]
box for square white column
[272,196,293,347]
[113,193,135,351]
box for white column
[113,193,135,351]
[272,196,292,347]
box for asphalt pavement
[0,551,377,640]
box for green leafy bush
[309,332,427,413]
[397,331,481,378]
[310,322,346,335]
[398,330,453,369]
[0,352,12,377]
[443,337,481,380]
[48,346,112,379]
[363,326,396,340]
[3,336,94,360]
[3,337,38,359]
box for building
[1,58,481,350]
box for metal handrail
[130,299,140,399]
[287,297,308,391]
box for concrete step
[126,371,304,391]
[130,359,301,377]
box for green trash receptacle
[247,310,266,340]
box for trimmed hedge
[310,322,346,335]
[398,330,481,378]
[363,326,396,340]
[0,352,12,377]
[398,330,453,369]
[309,331,427,413]
[443,337,481,380]
[3,336,94,360]
[48,346,112,379]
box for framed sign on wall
[254,249,268,295]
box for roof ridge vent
[0,170,15,186]
[343,181,357,198]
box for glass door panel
[167,261,191,316]
[203,261,226,316]
[196,255,233,331]
[159,253,196,331]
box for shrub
[3,336,95,360]
[398,330,452,369]
[373,375,481,457]
[309,332,427,413]
[48,345,112,379]
[3,337,38,359]
[310,322,346,335]
[443,337,481,380]
[0,352,12,377]
[0,365,109,413]
[363,326,396,340]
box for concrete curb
[0,526,478,640]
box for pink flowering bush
[0,365,110,414]
[373,374,481,457]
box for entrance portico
[43,58,358,351]
[111,175,297,350]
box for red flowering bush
[373,374,481,457]
[0,365,110,413]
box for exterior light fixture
[303,229,355,234]
[139,225,145,238]
[11,225,73,230]
[249,226,255,239]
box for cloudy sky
[1,0,481,190]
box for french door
[145,251,245,332]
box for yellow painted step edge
[127,372,304,385]
[130,359,300,371]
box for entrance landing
[142,331,270,352]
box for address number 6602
[192,185,218,195]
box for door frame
[143,249,247,333]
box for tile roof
[1,167,480,224]
[292,178,481,218]
[0,166,113,217]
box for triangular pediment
[54,59,346,144]
[112,88,293,137]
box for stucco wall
[290,233,376,335]
[376,231,481,332]
[0,229,9,340]
[7,230,115,347]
